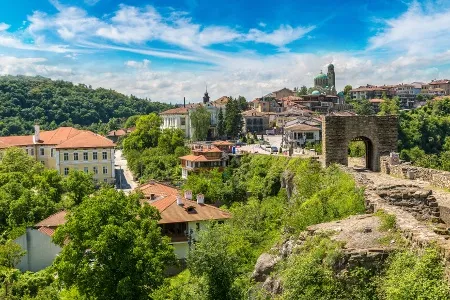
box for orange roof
[179,154,221,162]
[107,129,127,137]
[55,130,115,149]
[138,181,231,224]
[212,140,234,146]
[35,210,68,227]
[0,127,115,149]
[285,124,321,132]
[38,227,56,237]
[212,96,231,106]
[369,98,385,103]
[160,107,189,115]
[192,145,223,153]
[429,80,450,85]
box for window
[30,148,34,156]
[104,178,108,183]
[40,148,44,156]
[102,166,108,174]
[93,166,98,174]
[64,167,69,175]
[84,167,89,173]
[102,152,107,160]
[180,117,186,126]
[64,153,69,161]
[83,152,88,161]
[73,152,78,160]
[306,132,314,140]
[93,152,98,160]
[51,149,54,157]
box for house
[369,98,385,113]
[160,93,230,140]
[427,79,450,95]
[283,123,321,148]
[106,127,135,143]
[252,97,283,113]
[264,87,295,99]
[179,144,226,179]
[242,110,270,133]
[350,85,390,100]
[0,126,116,184]
[212,140,234,153]
[138,181,231,259]
[14,211,67,272]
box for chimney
[33,125,40,143]
[196,193,205,205]
[176,194,183,206]
[184,97,186,108]
[184,190,192,200]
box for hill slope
[0,75,172,135]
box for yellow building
[0,126,116,184]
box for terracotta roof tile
[285,124,321,132]
[55,131,115,149]
[179,154,221,162]
[160,107,189,115]
[35,210,68,227]
[38,227,56,237]
[212,140,234,146]
[107,129,127,137]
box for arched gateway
[322,115,398,171]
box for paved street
[115,149,138,194]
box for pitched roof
[179,154,221,162]
[55,130,115,149]
[242,109,267,117]
[36,210,68,227]
[285,124,321,132]
[212,140,234,146]
[429,80,450,85]
[212,96,230,106]
[369,98,385,103]
[107,129,127,137]
[138,181,231,224]
[0,127,115,149]
[160,107,189,115]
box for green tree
[123,115,141,129]
[217,108,225,137]
[122,113,162,152]
[298,85,308,96]
[53,188,176,300]
[157,128,185,154]
[63,170,95,206]
[353,98,375,115]
[378,96,400,116]
[224,98,243,138]
[343,85,352,96]
[190,106,211,141]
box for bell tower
[327,64,335,88]
[203,85,210,104]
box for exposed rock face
[375,184,440,222]
[281,170,295,202]
[251,253,281,282]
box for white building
[283,123,321,148]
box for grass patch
[375,209,396,231]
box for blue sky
[0,0,449,103]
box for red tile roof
[138,181,231,224]
[107,129,127,137]
[160,107,189,115]
[212,140,234,146]
[36,210,68,227]
[0,127,115,149]
[429,80,450,85]
[369,98,385,103]
[179,154,221,162]
[38,227,56,237]
[285,124,321,132]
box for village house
[0,126,116,184]
[138,181,231,259]
[179,144,227,179]
[15,210,66,272]
[283,123,321,148]
[242,110,270,133]
[106,127,135,143]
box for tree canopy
[53,188,176,300]
[0,75,172,136]
[190,106,211,141]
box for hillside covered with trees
[0,75,172,136]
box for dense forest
[398,98,450,171]
[0,75,172,135]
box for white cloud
[84,0,100,5]
[258,22,266,28]
[246,25,316,47]
[0,23,10,31]
[125,59,150,69]
[369,1,450,55]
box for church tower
[327,64,335,88]
[203,86,210,104]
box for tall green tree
[123,113,162,152]
[224,98,243,138]
[353,98,375,115]
[378,95,400,116]
[343,85,353,96]
[190,106,211,141]
[217,108,225,137]
[157,128,185,154]
[53,188,176,300]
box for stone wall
[381,156,450,190]
[323,116,398,171]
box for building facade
[283,123,321,148]
[0,126,116,184]
[179,144,226,179]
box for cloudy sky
[0,0,449,103]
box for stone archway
[322,116,398,172]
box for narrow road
[115,149,138,194]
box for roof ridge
[35,210,67,226]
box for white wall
[14,228,62,272]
